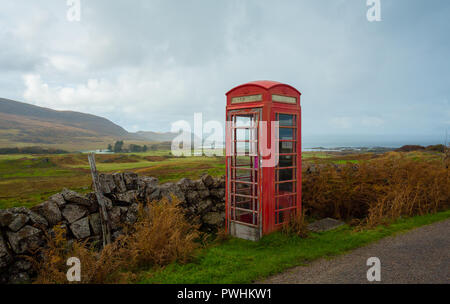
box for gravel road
[260,219,450,284]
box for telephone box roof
[226,80,301,95]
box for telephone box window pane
[279,141,294,153]
[280,128,294,140]
[235,156,252,166]
[279,182,293,193]
[279,114,295,126]
[278,168,293,181]
[235,115,254,128]
[235,209,255,224]
[279,155,294,167]
[277,194,296,209]
[236,170,251,177]
[236,129,250,141]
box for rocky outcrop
[0,172,225,284]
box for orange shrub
[302,156,450,227]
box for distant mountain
[0,98,132,149]
[0,97,201,151]
[134,131,179,142]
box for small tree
[129,144,142,153]
[113,141,124,153]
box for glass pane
[279,155,294,167]
[234,195,252,209]
[280,128,294,140]
[235,115,255,128]
[235,169,251,177]
[235,209,255,224]
[279,114,295,126]
[279,141,295,153]
[278,168,293,181]
[279,182,294,193]
[277,194,296,209]
[236,128,250,140]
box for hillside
[0,98,141,150]
[134,131,179,142]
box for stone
[138,176,158,195]
[195,180,208,191]
[62,204,88,223]
[104,196,113,210]
[70,217,91,239]
[307,218,345,232]
[113,190,138,205]
[212,176,225,188]
[197,199,213,214]
[27,210,48,227]
[123,172,138,190]
[85,193,100,213]
[185,191,200,204]
[0,209,14,227]
[142,176,159,187]
[0,234,12,268]
[9,207,48,227]
[99,173,116,194]
[109,206,124,230]
[160,183,185,202]
[7,225,42,254]
[176,178,194,192]
[148,188,161,201]
[201,174,214,188]
[202,212,225,227]
[31,200,62,226]
[198,189,210,199]
[89,213,102,236]
[142,184,157,201]
[210,188,225,199]
[125,203,139,225]
[48,193,66,207]
[61,188,92,206]
[9,272,30,284]
[8,213,29,232]
[112,173,127,193]
[12,259,32,272]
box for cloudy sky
[0,0,449,146]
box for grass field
[0,151,226,209]
[0,150,443,209]
[139,209,450,284]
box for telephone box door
[227,109,262,241]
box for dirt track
[260,219,450,284]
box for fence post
[88,153,112,247]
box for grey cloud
[0,0,448,141]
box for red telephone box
[225,80,302,241]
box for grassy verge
[139,210,450,284]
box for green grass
[139,210,450,284]
[0,152,226,209]
[333,159,359,164]
[0,150,443,209]
[0,158,74,179]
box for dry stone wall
[0,173,226,284]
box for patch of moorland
[23,148,449,284]
[0,152,225,209]
[0,150,445,211]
